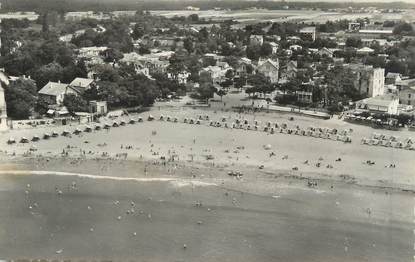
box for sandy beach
[0,104,414,261]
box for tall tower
[0,5,7,131]
[0,83,7,131]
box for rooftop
[70,78,94,88]
[38,82,71,96]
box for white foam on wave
[170,180,217,188]
[0,170,216,187]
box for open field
[151,9,415,23]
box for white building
[257,58,279,83]
[355,94,399,115]
[0,83,7,130]
[299,27,316,42]
[344,64,385,98]
[249,35,264,46]
[38,81,79,105]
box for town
[0,0,414,261]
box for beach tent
[7,137,16,144]
[62,130,70,136]
[32,135,40,142]
[52,131,59,137]
[20,137,29,143]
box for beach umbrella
[120,120,126,126]
[95,124,102,130]
[52,131,59,137]
[84,126,92,132]
[148,115,154,121]
[129,118,136,124]
[159,115,164,120]
[112,121,119,127]
[32,135,40,142]
[138,117,143,122]
[43,133,51,139]
[184,118,188,123]
[73,128,82,134]
[173,117,178,122]
[7,137,16,144]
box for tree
[197,71,216,102]
[30,62,64,89]
[260,42,273,57]
[4,79,37,119]
[216,89,227,101]
[247,73,273,97]
[393,22,414,35]
[138,45,151,55]
[197,83,216,102]
[183,38,194,54]
[386,58,407,75]
[188,14,199,22]
[131,24,145,40]
[246,45,261,61]
[346,37,362,48]
[63,94,88,114]
[103,48,124,63]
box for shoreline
[1,153,414,196]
